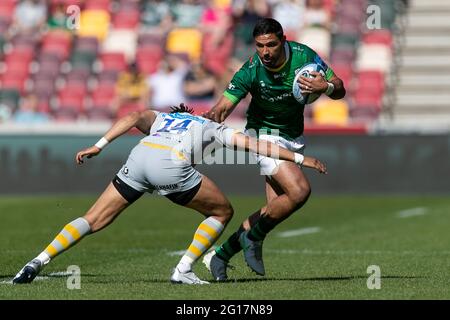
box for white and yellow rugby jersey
[141,111,235,163]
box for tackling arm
[75,110,156,164]
[203,95,237,123]
[230,133,327,174]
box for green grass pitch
[1,195,449,299]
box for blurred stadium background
[0,0,448,194]
[1,0,450,300]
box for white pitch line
[48,271,73,276]
[0,280,13,284]
[277,227,321,238]
[396,207,428,218]
[166,250,186,256]
[0,271,73,284]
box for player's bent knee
[213,202,234,223]
[288,183,311,205]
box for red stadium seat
[97,70,119,84]
[353,71,385,95]
[4,60,30,77]
[36,60,61,78]
[32,78,56,99]
[75,36,99,54]
[57,86,86,113]
[41,41,71,61]
[52,106,80,121]
[332,64,353,89]
[362,30,393,48]
[353,90,383,111]
[41,31,73,60]
[0,1,16,19]
[138,33,164,48]
[91,84,117,106]
[5,47,34,64]
[85,0,110,11]
[113,10,140,29]
[136,47,163,75]
[0,73,28,94]
[99,52,127,72]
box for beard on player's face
[255,34,285,68]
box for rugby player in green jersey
[203,18,346,280]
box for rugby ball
[292,63,326,104]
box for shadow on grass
[1,274,423,285]
[215,275,423,284]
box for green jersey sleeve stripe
[223,91,240,105]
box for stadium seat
[97,70,119,84]
[57,86,86,112]
[0,73,28,94]
[91,84,116,106]
[36,60,61,78]
[331,64,353,89]
[136,46,163,75]
[84,0,111,11]
[166,28,203,62]
[52,105,80,121]
[356,44,392,73]
[0,1,16,19]
[353,90,383,111]
[75,37,99,54]
[10,33,37,51]
[102,29,137,63]
[65,69,91,85]
[32,78,56,99]
[99,52,127,72]
[4,59,30,77]
[362,30,393,48]
[77,10,111,41]
[112,10,140,29]
[353,71,385,96]
[41,40,72,61]
[138,33,164,48]
[313,99,350,126]
[5,47,34,64]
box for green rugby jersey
[224,41,335,139]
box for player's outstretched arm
[302,156,327,174]
[204,95,237,123]
[230,133,327,174]
[76,110,156,164]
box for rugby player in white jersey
[13,104,326,285]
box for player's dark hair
[253,18,284,41]
[170,103,194,114]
